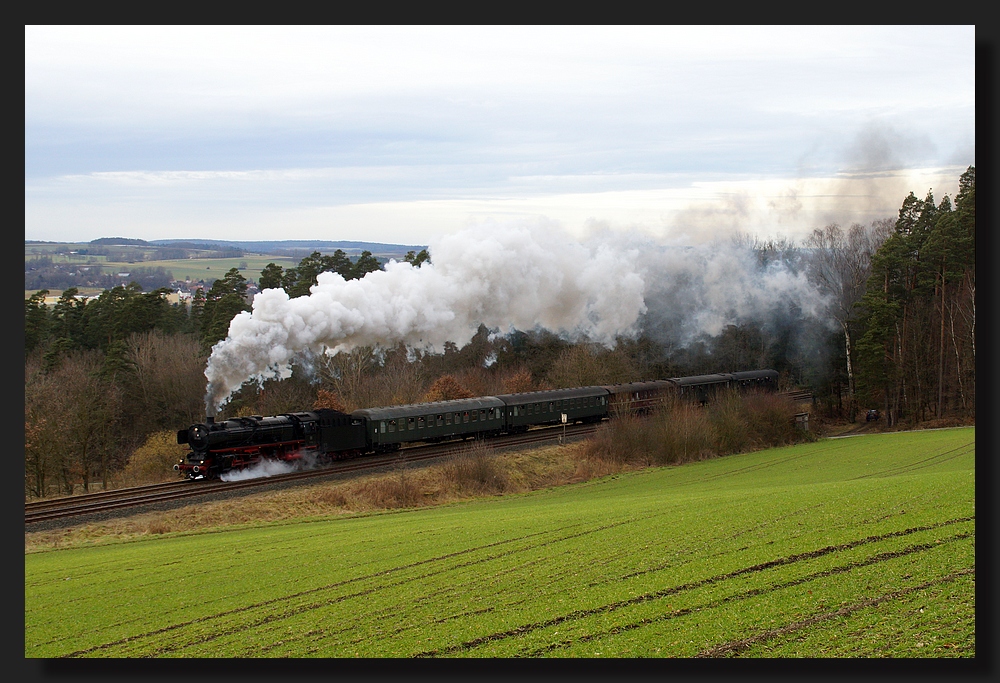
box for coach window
[408,417,415,430]
[463,411,469,423]
[445,413,452,425]
[418,416,425,429]
[388,420,396,433]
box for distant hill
[147,239,427,255]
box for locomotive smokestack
[206,416,215,425]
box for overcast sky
[25,25,976,247]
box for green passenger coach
[352,397,507,452]
[493,386,609,433]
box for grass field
[24,428,975,658]
[25,255,300,292]
[108,256,300,286]
[26,243,416,293]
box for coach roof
[352,396,505,421]
[493,386,609,404]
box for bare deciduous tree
[806,219,891,420]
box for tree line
[23,170,974,497]
[854,167,976,425]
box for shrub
[355,465,422,509]
[313,487,350,508]
[708,392,752,455]
[650,405,714,465]
[502,368,536,394]
[442,440,510,495]
[580,413,667,467]
[121,431,188,486]
[422,375,474,402]
[313,388,347,412]
[582,391,809,469]
[741,392,800,447]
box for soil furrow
[412,516,974,656]
[694,567,975,657]
[520,531,973,655]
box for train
[174,369,779,480]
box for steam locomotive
[175,369,778,480]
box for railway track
[25,422,599,525]
[781,390,815,403]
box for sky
[25,25,976,248]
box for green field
[24,428,975,658]
[25,254,300,291]
[26,242,414,296]
[107,256,301,286]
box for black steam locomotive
[175,369,778,479]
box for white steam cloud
[205,223,646,412]
[218,458,298,481]
[203,222,829,414]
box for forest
[23,168,975,499]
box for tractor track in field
[521,532,975,657]
[693,566,976,657]
[95,516,656,657]
[59,511,669,657]
[847,441,975,480]
[51,510,975,658]
[410,516,974,657]
[58,518,605,657]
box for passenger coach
[352,397,506,452]
[494,386,609,433]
